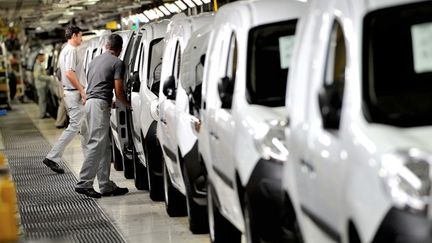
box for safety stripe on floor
[0,107,126,243]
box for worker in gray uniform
[43,26,86,174]
[33,53,51,119]
[75,34,129,198]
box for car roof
[215,0,307,30]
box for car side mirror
[318,82,343,130]
[163,75,176,100]
[218,76,234,109]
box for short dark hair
[65,26,82,40]
[106,34,123,51]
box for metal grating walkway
[0,108,126,243]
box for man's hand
[123,101,131,109]
[80,90,87,105]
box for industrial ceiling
[0,0,170,31]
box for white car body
[132,20,169,200]
[283,0,432,242]
[126,20,168,196]
[131,20,168,167]
[158,14,214,233]
[199,0,306,242]
[158,12,214,198]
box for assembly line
[1,0,432,242]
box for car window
[147,38,164,96]
[363,2,432,127]
[246,20,297,107]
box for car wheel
[144,133,164,201]
[183,162,208,234]
[133,143,149,190]
[281,194,303,243]
[244,193,259,243]
[163,157,187,217]
[207,182,241,243]
[111,134,123,171]
[122,144,135,179]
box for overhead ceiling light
[83,0,99,5]
[143,11,152,20]
[202,0,211,3]
[175,0,187,10]
[137,13,149,23]
[165,3,180,13]
[153,8,165,18]
[144,10,158,20]
[192,0,203,5]
[182,0,196,8]
[158,6,171,16]
[64,11,75,16]
[57,19,69,24]
[70,6,84,10]
[53,2,69,8]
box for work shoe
[101,187,129,197]
[43,158,65,174]
[75,188,102,198]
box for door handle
[300,159,315,173]
[209,131,219,140]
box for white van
[129,20,168,199]
[176,24,213,234]
[282,0,432,242]
[157,12,213,226]
[199,0,306,242]
[158,14,214,233]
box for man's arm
[114,79,130,107]
[65,70,86,104]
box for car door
[130,32,145,163]
[160,40,184,188]
[208,31,238,207]
[110,31,134,153]
[140,38,164,137]
[301,19,348,241]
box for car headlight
[380,149,431,213]
[254,119,289,163]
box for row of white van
[83,0,432,242]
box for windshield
[363,2,432,127]
[247,20,297,107]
